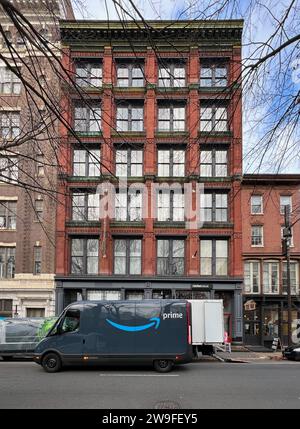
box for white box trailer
[188,300,224,355]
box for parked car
[0,317,57,361]
[283,343,300,361]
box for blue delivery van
[33,300,193,373]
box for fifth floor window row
[74,60,229,88]
[72,149,228,178]
[73,103,230,133]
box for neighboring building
[242,174,300,347]
[0,0,74,318]
[56,20,244,342]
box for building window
[158,104,185,132]
[157,149,185,177]
[0,156,18,182]
[36,154,45,177]
[116,103,144,132]
[2,31,12,47]
[244,261,260,294]
[283,261,299,295]
[200,193,228,222]
[251,225,263,246]
[71,238,99,275]
[73,149,100,177]
[114,239,142,275]
[0,67,21,94]
[116,63,144,87]
[74,104,101,134]
[115,149,143,177]
[157,190,184,222]
[87,290,121,300]
[72,193,100,221]
[280,195,292,215]
[0,112,20,139]
[115,189,142,222]
[158,62,186,87]
[33,247,42,275]
[0,201,16,229]
[200,149,228,177]
[263,261,279,294]
[26,308,45,317]
[200,239,228,276]
[0,247,15,278]
[200,61,228,87]
[125,291,144,300]
[200,104,228,132]
[251,195,263,214]
[16,32,25,48]
[75,62,102,88]
[34,199,43,220]
[0,299,13,317]
[157,239,185,276]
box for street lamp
[282,205,293,346]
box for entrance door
[244,307,261,345]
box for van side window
[61,309,80,333]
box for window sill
[0,228,16,232]
[110,221,145,228]
[66,221,101,227]
[154,221,186,228]
[199,131,232,137]
[156,87,189,92]
[67,176,102,182]
[198,177,231,182]
[202,222,234,228]
[113,86,146,92]
[111,131,146,137]
[74,132,102,137]
[155,131,189,138]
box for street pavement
[0,359,300,409]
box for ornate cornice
[60,20,243,47]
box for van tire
[153,359,174,373]
[42,353,62,373]
[1,356,13,362]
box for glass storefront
[244,300,300,347]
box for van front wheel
[42,353,62,373]
[153,359,174,373]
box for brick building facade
[0,0,74,318]
[56,20,244,342]
[242,174,300,347]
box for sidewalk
[194,351,284,362]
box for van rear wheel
[1,356,13,362]
[153,359,174,373]
[42,353,62,373]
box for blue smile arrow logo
[106,317,160,332]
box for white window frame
[263,260,280,294]
[251,225,264,247]
[251,195,263,215]
[244,260,261,294]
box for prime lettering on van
[162,312,183,320]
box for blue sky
[71,0,300,173]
